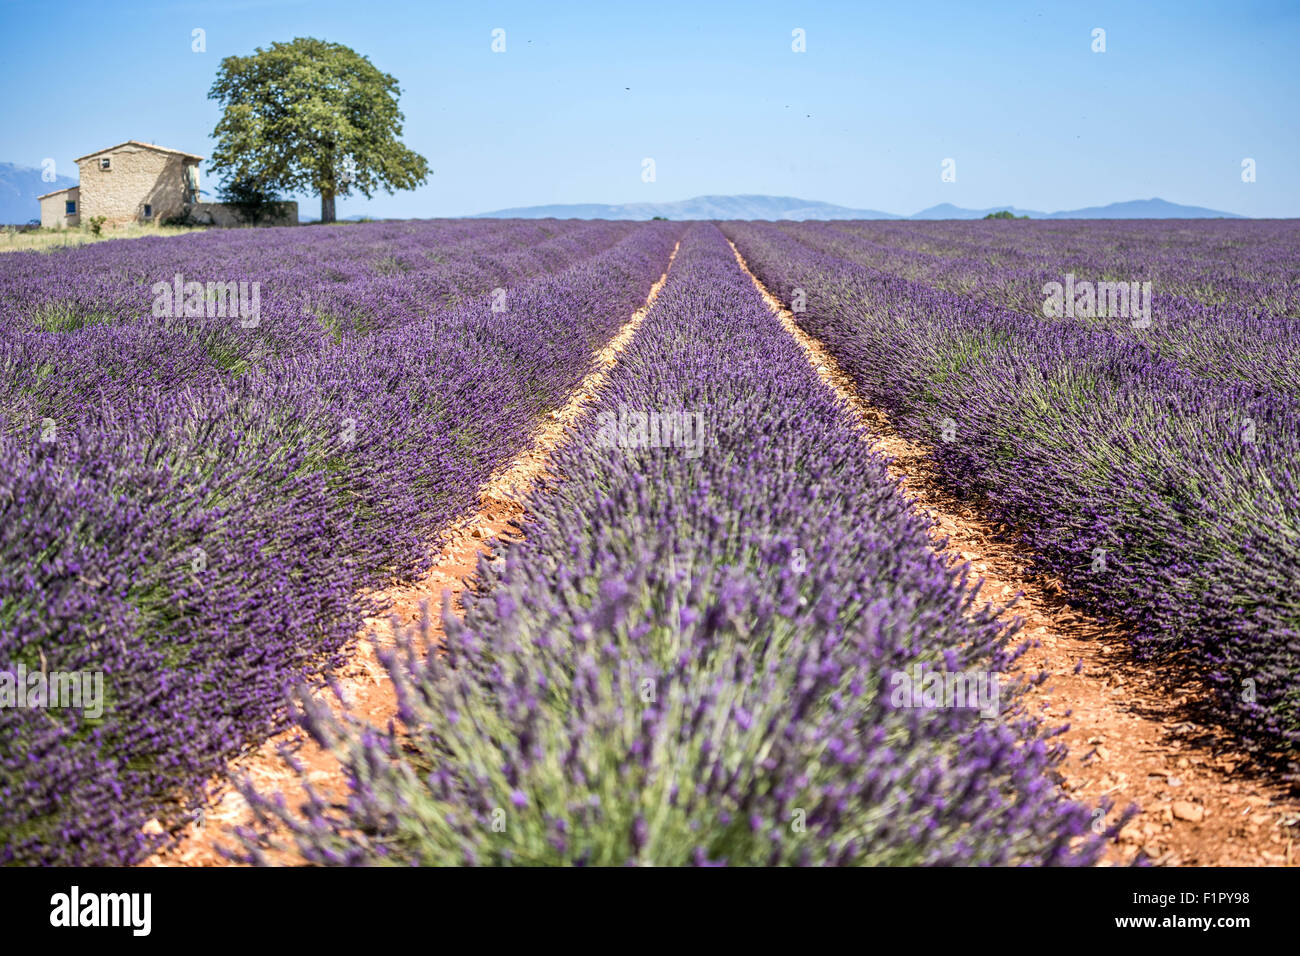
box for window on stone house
[100,158,111,171]
[143,204,153,219]
[65,200,76,215]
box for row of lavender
[722,221,1300,757]
[0,219,682,864]
[2,218,640,368]
[239,224,1113,866]
[820,219,1300,317]
[768,220,1300,397]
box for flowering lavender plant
[723,220,1300,757]
[0,219,681,863]
[238,225,1112,866]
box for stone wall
[76,145,195,225]
[180,202,299,227]
[39,187,80,229]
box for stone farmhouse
[37,140,296,229]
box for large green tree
[208,38,429,223]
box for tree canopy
[208,38,429,223]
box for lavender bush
[766,219,1300,397]
[0,219,682,863]
[239,225,1112,866]
[723,220,1300,757]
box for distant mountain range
[474,194,1249,221]
[1039,198,1246,219]
[0,163,1254,225]
[0,162,78,224]
[473,195,902,221]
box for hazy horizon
[460,193,1252,220]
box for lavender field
[0,219,682,863]
[2,217,1297,867]
[724,219,1300,750]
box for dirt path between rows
[145,241,680,867]
[729,239,1300,867]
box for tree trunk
[320,190,336,224]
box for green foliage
[983,210,1027,220]
[30,302,111,333]
[214,177,283,224]
[87,216,107,236]
[207,37,430,223]
[219,177,279,206]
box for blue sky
[2,0,1297,218]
